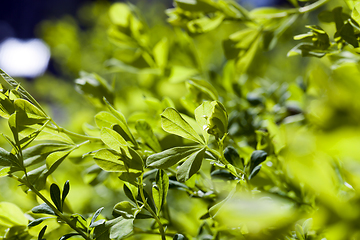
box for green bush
[1,0,360,239]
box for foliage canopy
[1,0,360,239]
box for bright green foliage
[2,0,360,240]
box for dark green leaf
[176,147,205,182]
[28,217,53,227]
[224,146,243,169]
[50,183,62,213]
[38,225,47,240]
[146,146,200,169]
[250,150,267,172]
[70,214,88,232]
[210,169,236,180]
[153,169,169,214]
[59,233,81,240]
[249,165,262,180]
[32,203,56,216]
[62,180,70,207]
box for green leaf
[59,233,81,240]
[187,13,225,33]
[50,183,62,213]
[135,120,161,152]
[28,217,53,227]
[100,127,131,158]
[70,214,88,232]
[153,37,168,69]
[62,180,70,207]
[103,98,136,145]
[224,146,244,169]
[90,207,104,228]
[14,99,48,126]
[45,150,72,178]
[0,147,18,168]
[113,201,137,219]
[75,72,114,107]
[32,203,56,215]
[175,0,219,12]
[153,169,169,214]
[0,167,10,177]
[0,91,15,118]
[206,101,228,139]
[295,224,305,240]
[173,234,186,240]
[177,147,205,182]
[250,150,267,172]
[0,69,46,115]
[23,143,73,167]
[107,217,134,240]
[161,108,204,144]
[38,225,47,240]
[209,184,237,218]
[0,202,28,227]
[94,149,126,172]
[302,218,313,236]
[249,165,261,180]
[147,146,200,168]
[194,101,212,143]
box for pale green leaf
[100,127,131,158]
[94,149,126,172]
[0,202,28,227]
[161,108,204,144]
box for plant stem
[138,177,166,240]
[258,0,330,19]
[23,180,91,240]
[46,124,100,141]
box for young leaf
[38,225,47,240]
[90,207,104,228]
[177,147,206,182]
[206,101,228,139]
[152,169,169,214]
[62,180,70,207]
[0,147,18,168]
[194,101,212,143]
[135,120,161,152]
[123,183,138,203]
[161,108,205,144]
[100,127,131,158]
[224,146,244,169]
[50,183,62,213]
[146,146,200,168]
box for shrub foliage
[1,0,360,239]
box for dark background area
[0,0,288,43]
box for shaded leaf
[135,120,161,152]
[59,233,81,240]
[176,147,206,182]
[32,203,56,216]
[50,183,62,213]
[38,225,47,240]
[147,146,200,168]
[153,169,169,214]
[113,201,137,219]
[90,207,105,228]
[62,180,70,207]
